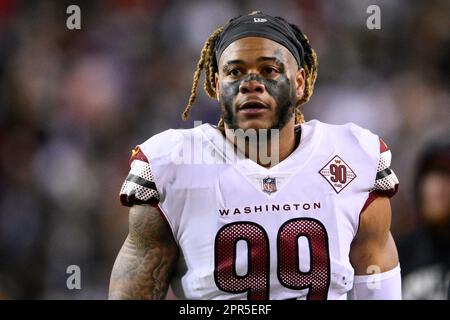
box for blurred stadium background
[0,0,448,299]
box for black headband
[215,12,305,68]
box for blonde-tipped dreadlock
[182,14,318,126]
[289,23,318,124]
[182,27,223,121]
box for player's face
[215,37,305,131]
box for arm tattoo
[109,205,178,299]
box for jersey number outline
[214,218,330,300]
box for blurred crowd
[0,0,448,299]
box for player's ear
[215,72,220,101]
[295,68,306,101]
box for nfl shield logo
[262,177,277,194]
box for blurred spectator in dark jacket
[397,133,450,299]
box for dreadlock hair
[182,14,318,126]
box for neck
[223,118,297,168]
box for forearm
[109,235,175,299]
[352,233,399,275]
[349,197,401,299]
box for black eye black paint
[268,73,296,131]
[220,79,240,129]
[219,72,296,131]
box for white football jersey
[119,120,399,300]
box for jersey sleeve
[119,146,160,207]
[372,138,399,197]
[361,138,399,212]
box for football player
[109,12,401,300]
